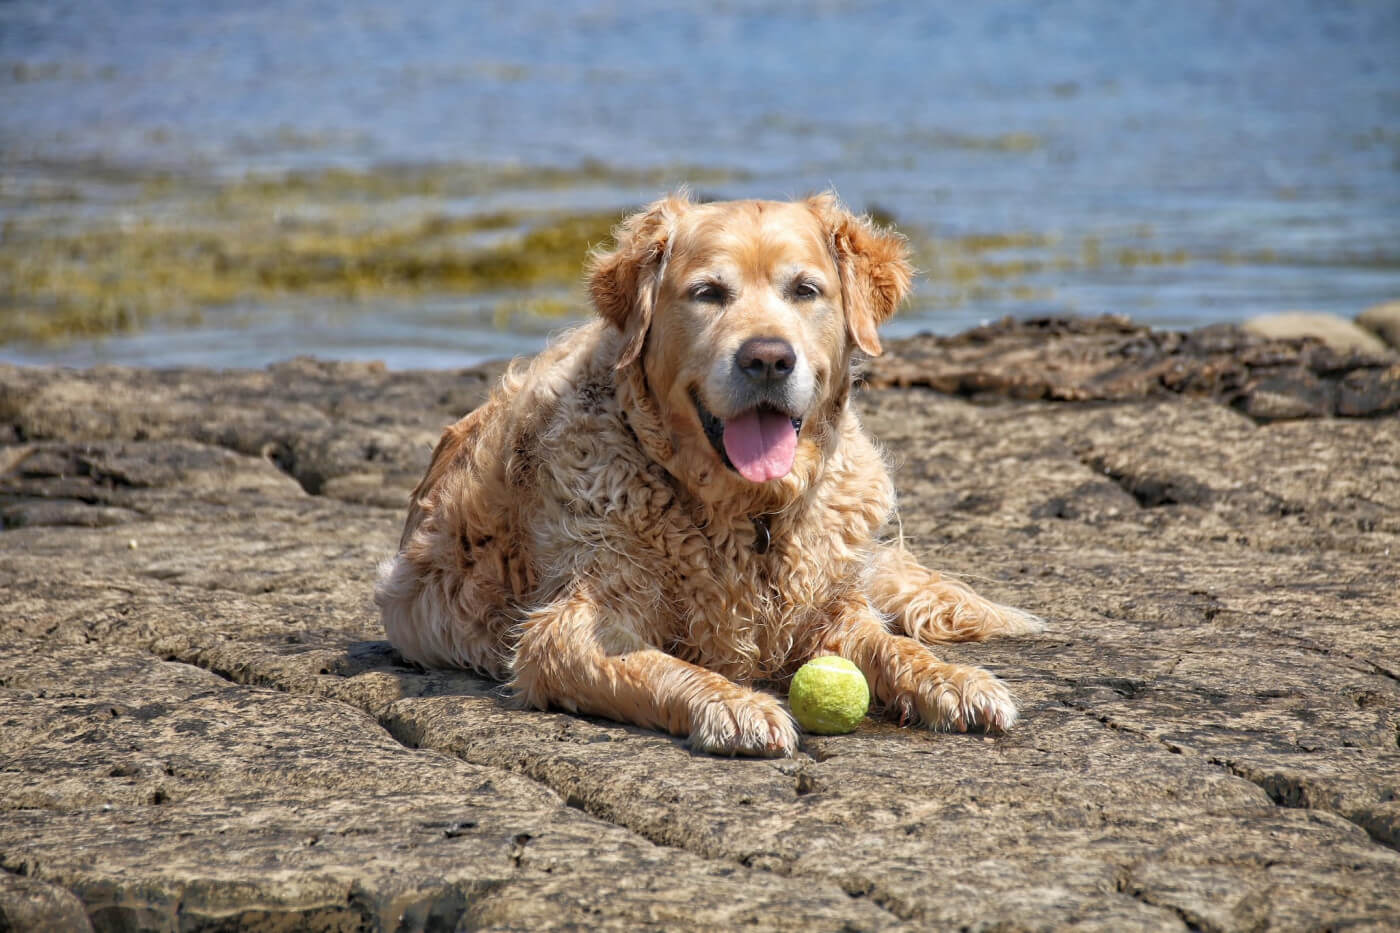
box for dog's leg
[822,595,1019,732]
[511,586,798,757]
[868,544,1044,645]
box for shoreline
[6,158,1397,368]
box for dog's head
[589,191,911,498]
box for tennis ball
[788,656,870,735]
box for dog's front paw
[688,690,799,757]
[904,663,1018,733]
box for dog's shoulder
[514,322,678,521]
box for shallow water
[2,0,1397,369]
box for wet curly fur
[375,192,1042,756]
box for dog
[375,192,1042,756]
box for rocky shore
[2,317,1398,931]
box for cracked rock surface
[2,319,1398,931]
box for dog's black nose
[736,337,797,385]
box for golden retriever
[375,192,1042,756]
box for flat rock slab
[2,318,1398,931]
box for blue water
[2,0,1398,368]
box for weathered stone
[1244,310,1394,355]
[0,872,93,933]
[2,319,1398,931]
[862,315,1400,420]
[1357,300,1400,350]
[0,643,900,932]
[0,357,507,505]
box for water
[2,0,1398,369]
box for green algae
[0,170,633,343]
[13,160,1349,347]
[0,186,1201,345]
[220,160,738,204]
[0,160,757,343]
[0,208,620,342]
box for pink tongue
[722,410,798,483]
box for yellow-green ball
[788,656,870,734]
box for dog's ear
[588,192,692,368]
[807,192,913,357]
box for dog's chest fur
[522,361,891,684]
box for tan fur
[376,192,1043,756]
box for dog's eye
[689,282,728,304]
[792,280,823,301]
